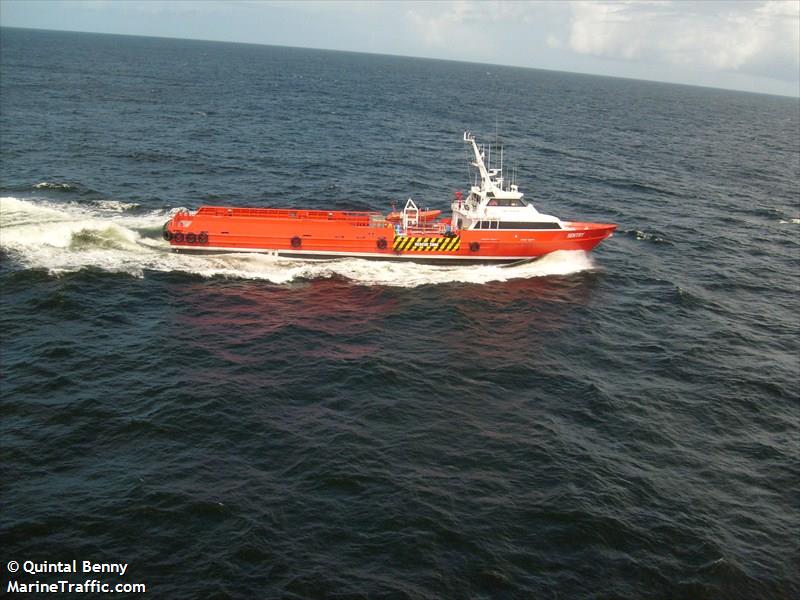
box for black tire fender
[290,236,302,248]
[469,241,480,252]
[377,237,388,250]
[173,232,185,243]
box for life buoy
[377,237,387,250]
[173,232,185,243]
[290,236,302,248]
[186,233,197,243]
[469,241,480,252]
[198,232,209,244]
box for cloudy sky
[2,0,798,97]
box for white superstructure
[451,132,563,232]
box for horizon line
[2,24,798,100]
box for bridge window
[477,220,499,229]
[491,198,528,207]
[497,221,561,230]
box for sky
[1,0,799,97]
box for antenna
[494,115,499,176]
[500,145,503,189]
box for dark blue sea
[1,27,798,599]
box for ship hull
[164,207,616,264]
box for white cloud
[406,1,490,48]
[546,34,562,50]
[404,1,541,48]
[563,0,800,81]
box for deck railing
[178,207,453,235]
[195,206,384,221]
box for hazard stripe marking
[392,236,461,252]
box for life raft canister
[290,236,302,248]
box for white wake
[0,197,595,286]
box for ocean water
[1,27,798,599]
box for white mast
[463,131,496,193]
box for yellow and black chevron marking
[392,236,461,252]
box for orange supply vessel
[163,133,616,265]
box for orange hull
[164,206,616,264]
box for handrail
[405,222,450,235]
[194,206,383,221]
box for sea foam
[0,197,594,286]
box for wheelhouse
[452,132,563,232]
